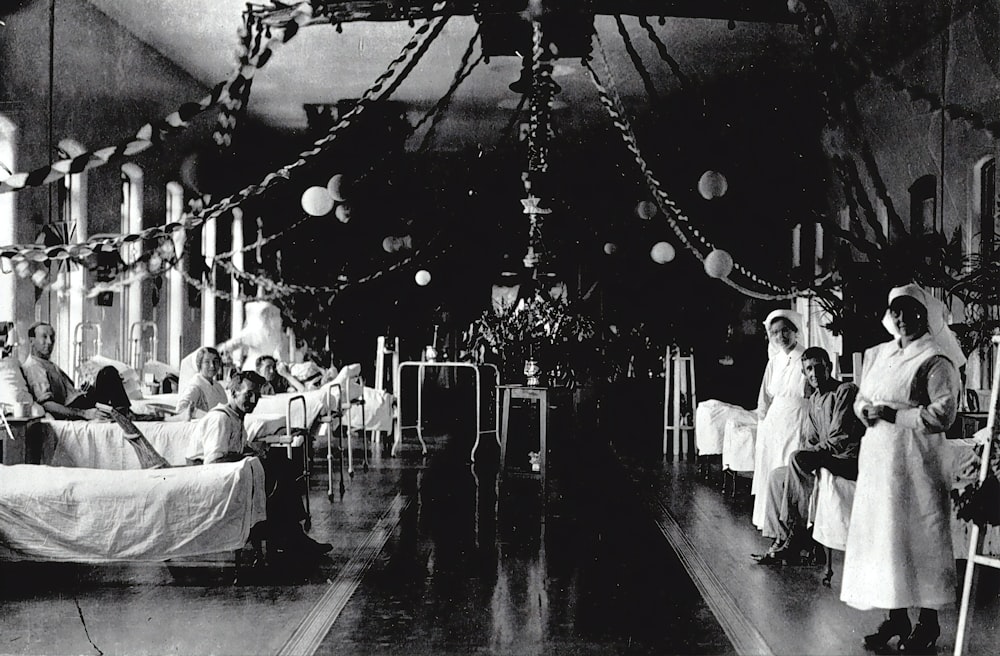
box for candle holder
[524,359,541,386]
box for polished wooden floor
[0,422,729,655]
[612,436,1000,656]
[1,411,997,655]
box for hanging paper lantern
[383,236,398,253]
[650,241,676,264]
[15,261,32,278]
[698,171,729,200]
[603,242,618,255]
[636,200,658,220]
[301,186,334,216]
[704,249,734,279]
[326,174,347,202]
[786,0,807,14]
[335,203,352,224]
[415,270,432,286]
[31,269,48,287]
[148,254,163,272]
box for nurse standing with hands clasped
[841,284,964,654]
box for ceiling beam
[254,1,796,25]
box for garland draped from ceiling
[0,4,312,196]
[585,32,803,301]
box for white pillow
[330,363,363,401]
[0,357,41,412]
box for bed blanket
[0,459,265,562]
[30,417,286,468]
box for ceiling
[85,0,829,151]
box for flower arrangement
[463,294,600,387]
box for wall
[829,3,1000,383]
[1,0,221,368]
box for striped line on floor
[276,493,411,656]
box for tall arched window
[54,139,88,372]
[909,174,938,237]
[0,115,17,325]
[165,181,185,366]
[121,163,143,360]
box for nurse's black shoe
[898,621,940,654]
[863,614,912,652]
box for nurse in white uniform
[841,284,963,654]
[751,309,810,532]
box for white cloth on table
[722,415,757,472]
[0,459,265,562]
[696,400,754,456]
[841,334,959,611]
[751,343,809,529]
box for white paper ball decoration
[603,242,618,255]
[415,270,432,286]
[301,186,334,216]
[335,204,352,223]
[383,236,398,253]
[636,200,658,220]
[704,249,734,278]
[327,174,346,202]
[697,171,729,200]
[650,241,676,264]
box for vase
[524,359,541,386]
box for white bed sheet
[144,384,394,433]
[33,417,287,469]
[0,459,266,562]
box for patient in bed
[21,322,129,421]
[174,347,228,419]
[186,370,332,558]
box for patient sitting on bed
[256,355,306,395]
[185,370,332,558]
[174,347,228,419]
[21,322,129,421]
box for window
[909,175,937,236]
[165,181,185,366]
[0,115,16,326]
[120,163,143,360]
[56,139,87,373]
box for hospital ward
[3,1,1000,655]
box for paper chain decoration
[0,2,447,266]
[586,34,799,301]
[0,6,310,197]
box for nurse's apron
[840,340,956,610]
[751,349,809,530]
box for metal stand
[322,381,366,497]
[955,335,1000,656]
[128,320,158,381]
[663,346,697,458]
[393,361,499,461]
[72,321,102,382]
[374,336,399,451]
